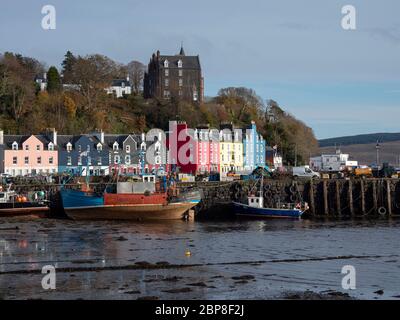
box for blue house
[58,131,110,176]
[243,121,266,171]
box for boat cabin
[0,191,16,203]
[248,195,264,209]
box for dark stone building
[144,46,204,103]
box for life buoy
[378,207,387,216]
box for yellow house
[219,126,243,175]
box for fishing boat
[0,187,49,217]
[232,178,307,219]
[59,178,202,221]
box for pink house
[0,131,58,176]
[196,127,220,174]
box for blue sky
[1,0,399,139]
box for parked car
[292,166,320,179]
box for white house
[310,149,358,172]
[35,73,47,91]
[105,76,132,98]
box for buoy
[185,250,191,257]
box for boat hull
[233,202,303,219]
[0,203,49,217]
[64,202,197,221]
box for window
[78,145,82,153]
[36,145,40,151]
[163,90,170,98]
[114,155,120,164]
[37,157,42,164]
[97,157,102,165]
[126,145,130,153]
[113,142,119,151]
[67,156,72,165]
[193,91,198,101]
[179,79,183,87]
[24,157,29,164]
[25,145,29,151]
[66,143,72,152]
[177,60,182,68]
[97,143,102,151]
[13,157,17,165]
[179,90,183,96]
[125,155,131,164]
[165,79,169,87]
[164,59,169,68]
[87,156,92,165]
[48,143,54,151]
[165,69,169,77]
[87,145,90,152]
[179,69,183,77]
[12,142,18,150]
[49,157,53,164]
[78,156,82,165]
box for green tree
[61,51,76,83]
[46,66,61,92]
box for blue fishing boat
[233,178,307,219]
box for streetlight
[376,140,380,168]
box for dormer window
[97,143,102,151]
[141,142,146,151]
[48,142,54,151]
[164,59,169,68]
[177,60,183,68]
[126,145,130,153]
[12,142,18,151]
[113,142,119,151]
[66,142,72,152]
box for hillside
[319,140,400,166]
[319,133,400,148]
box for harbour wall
[178,178,400,218]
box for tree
[69,54,120,111]
[126,60,145,95]
[46,66,61,92]
[61,51,76,83]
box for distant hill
[319,141,400,166]
[319,133,400,148]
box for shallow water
[0,216,399,300]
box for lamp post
[376,141,380,168]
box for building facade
[144,46,204,103]
[57,133,110,176]
[219,124,243,175]
[243,121,266,171]
[0,131,58,176]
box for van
[292,166,320,179]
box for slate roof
[2,134,56,150]
[111,79,131,87]
[159,55,201,70]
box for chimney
[46,128,57,145]
[93,129,104,144]
[0,130,3,145]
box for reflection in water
[0,216,400,299]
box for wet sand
[0,216,400,300]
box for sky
[0,0,399,139]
